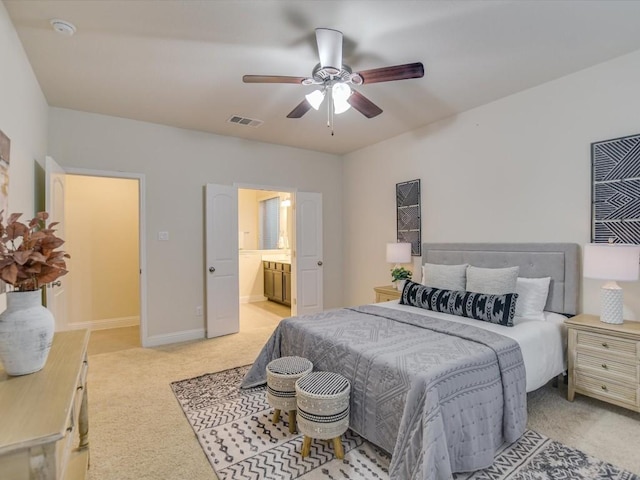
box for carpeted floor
[86,304,640,480]
[171,366,640,480]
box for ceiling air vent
[227,115,263,128]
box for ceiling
[5,1,640,155]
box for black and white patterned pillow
[400,280,518,327]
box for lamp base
[600,283,623,325]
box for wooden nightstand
[374,285,401,303]
[566,313,640,412]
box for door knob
[317,261,323,266]
[51,280,62,287]
[209,266,216,273]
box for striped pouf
[295,371,351,459]
[266,356,313,434]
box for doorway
[52,165,147,348]
[205,185,322,339]
[238,188,293,332]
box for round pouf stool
[266,356,313,434]
[295,371,351,459]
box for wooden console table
[0,329,90,480]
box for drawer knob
[601,385,608,391]
[601,342,609,348]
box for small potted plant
[0,211,69,375]
[390,266,412,291]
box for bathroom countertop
[262,255,291,264]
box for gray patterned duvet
[241,304,527,479]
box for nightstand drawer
[574,371,638,407]
[378,292,400,302]
[374,285,401,303]
[575,351,638,382]
[576,330,638,358]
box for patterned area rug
[171,366,639,480]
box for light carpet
[171,366,639,480]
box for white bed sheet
[376,301,567,392]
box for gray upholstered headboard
[422,243,580,315]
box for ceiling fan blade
[286,99,313,118]
[315,28,343,73]
[348,90,383,118]
[358,62,424,84]
[243,75,306,84]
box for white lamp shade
[583,243,640,281]
[332,82,351,101]
[386,242,412,264]
[305,90,325,110]
[333,97,351,114]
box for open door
[295,192,323,315]
[205,184,239,338]
[44,156,68,330]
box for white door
[205,184,239,338]
[295,192,323,315]
[44,156,68,330]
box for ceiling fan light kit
[243,27,424,135]
[305,89,325,110]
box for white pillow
[466,265,519,295]
[421,263,468,290]
[515,277,551,321]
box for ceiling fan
[243,28,424,133]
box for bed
[242,242,579,479]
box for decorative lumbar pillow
[421,263,468,290]
[515,277,551,320]
[466,265,519,295]
[400,280,518,327]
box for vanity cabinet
[263,261,291,306]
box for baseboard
[240,295,267,304]
[143,328,205,347]
[66,316,140,331]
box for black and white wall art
[396,179,421,255]
[591,133,640,244]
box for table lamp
[583,243,640,324]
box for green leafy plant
[0,211,69,291]
[390,266,412,282]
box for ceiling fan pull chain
[329,86,335,136]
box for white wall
[0,3,49,311]
[65,175,140,329]
[47,108,343,343]
[343,49,640,319]
[239,251,265,303]
[238,189,259,250]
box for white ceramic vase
[0,290,55,376]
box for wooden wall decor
[396,179,421,256]
[591,133,640,244]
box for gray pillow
[421,263,468,290]
[466,265,519,295]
